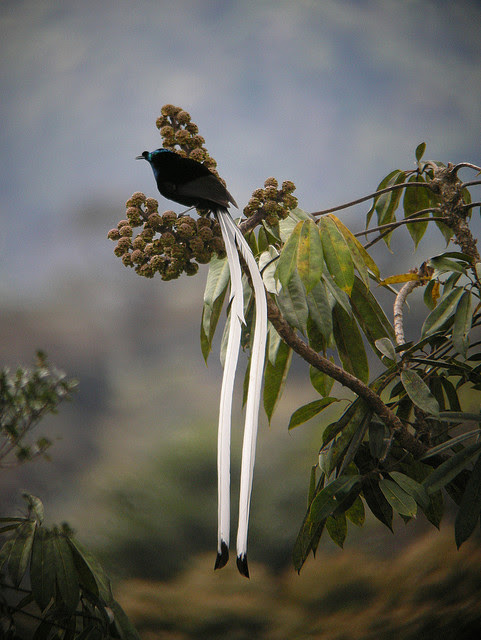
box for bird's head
[136,148,173,164]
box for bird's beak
[135,155,144,160]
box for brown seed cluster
[108,192,225,280]
[243,177,298,225]
[109,104,299,280]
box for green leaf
[350,277,396,356]
[52,533,80,612]
[371,170,406,247]
[275,220,302,286]
[309,475,362,524]
[7,520,35,587]
[423,442,481,494]
[293,512,324,573]
[375,338,396,362]
[415,142,426,162]
[362,478,393,531]
[30,527,56,612]
[276,270,309,333]
[333,304,369,382]
[288,397,339,430]
[421,287,465,338]
[110,599,143,640]
[200,256,230,361]
[345,495,365,527]
[389,471,430,509]
[421,429,481,460]
[320,216,354,294]
[452,291,472,357]
[455,454,481,547]
[330,215,379,284]
[326,512,347,548]
[308,466,317,506]
[369,421,387,459]
[263,338,292,423]
[68,537,113,604]
[401,369,440,417]
[403,175,431,249]
[297,219,323,293]
[309,364,335,398]
[379,478,417,517]
[306,281,333,341]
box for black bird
[136,148,238,213]
[137,148,267,578]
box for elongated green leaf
[200,256,230,361]
[423,442,481,494]
[264,338,292,423]
[276,270,308,333]
[308,466,317,506]
[415,142,426,162]
[110,599,143,640]
[309,475,362,524]
[455,454,481,547]
[373,170,406,247]
[275,220,302,286]
[401,369,440,416]
[30,528,56,612]
[306,281,332,342]
[288,397,339,430]
[366,169,401,227]
[369,421,387,459]
[326,512,347,548]
[389,471,430,509]
[322,271,351,314]
[345,495,365,527]
[7,520,35,587]
[403,175,431,249]
[309,364,335,398]
[320,216,354,295]
[452,291,472,357]
[350,277,395,357]
[52,533,79,613]
[297,219,323,293]
[362,478,393,531]
[333,304,369,382]
[379,478,417,517]
[68,537,112,604]
[423,432,481,459]
[330,215,380,282]
[293,512,324,573]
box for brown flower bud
[264,177,278,189]
[108,228,120,241]
[119,225,133,237]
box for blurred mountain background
[1,1,481,635]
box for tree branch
[310,181,433,217]
[264,293,427,458]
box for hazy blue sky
[1,0,481,296]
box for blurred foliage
[117,530,481,639]
[0,494,139,639]
[0,352,77,467]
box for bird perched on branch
[137,148,267,577]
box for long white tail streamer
[215,212,245,569]
[224,214,268,578]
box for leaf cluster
[0,352,77,468]
[0,494,139,640]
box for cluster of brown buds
[243,177,298,225]
[107,193,225,280]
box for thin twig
[453,162,481,173]
[311,181,434,217]
[354,212,443,238]
[461,179,481,189]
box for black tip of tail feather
[214,541,229,570]
[236,554,249,578]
